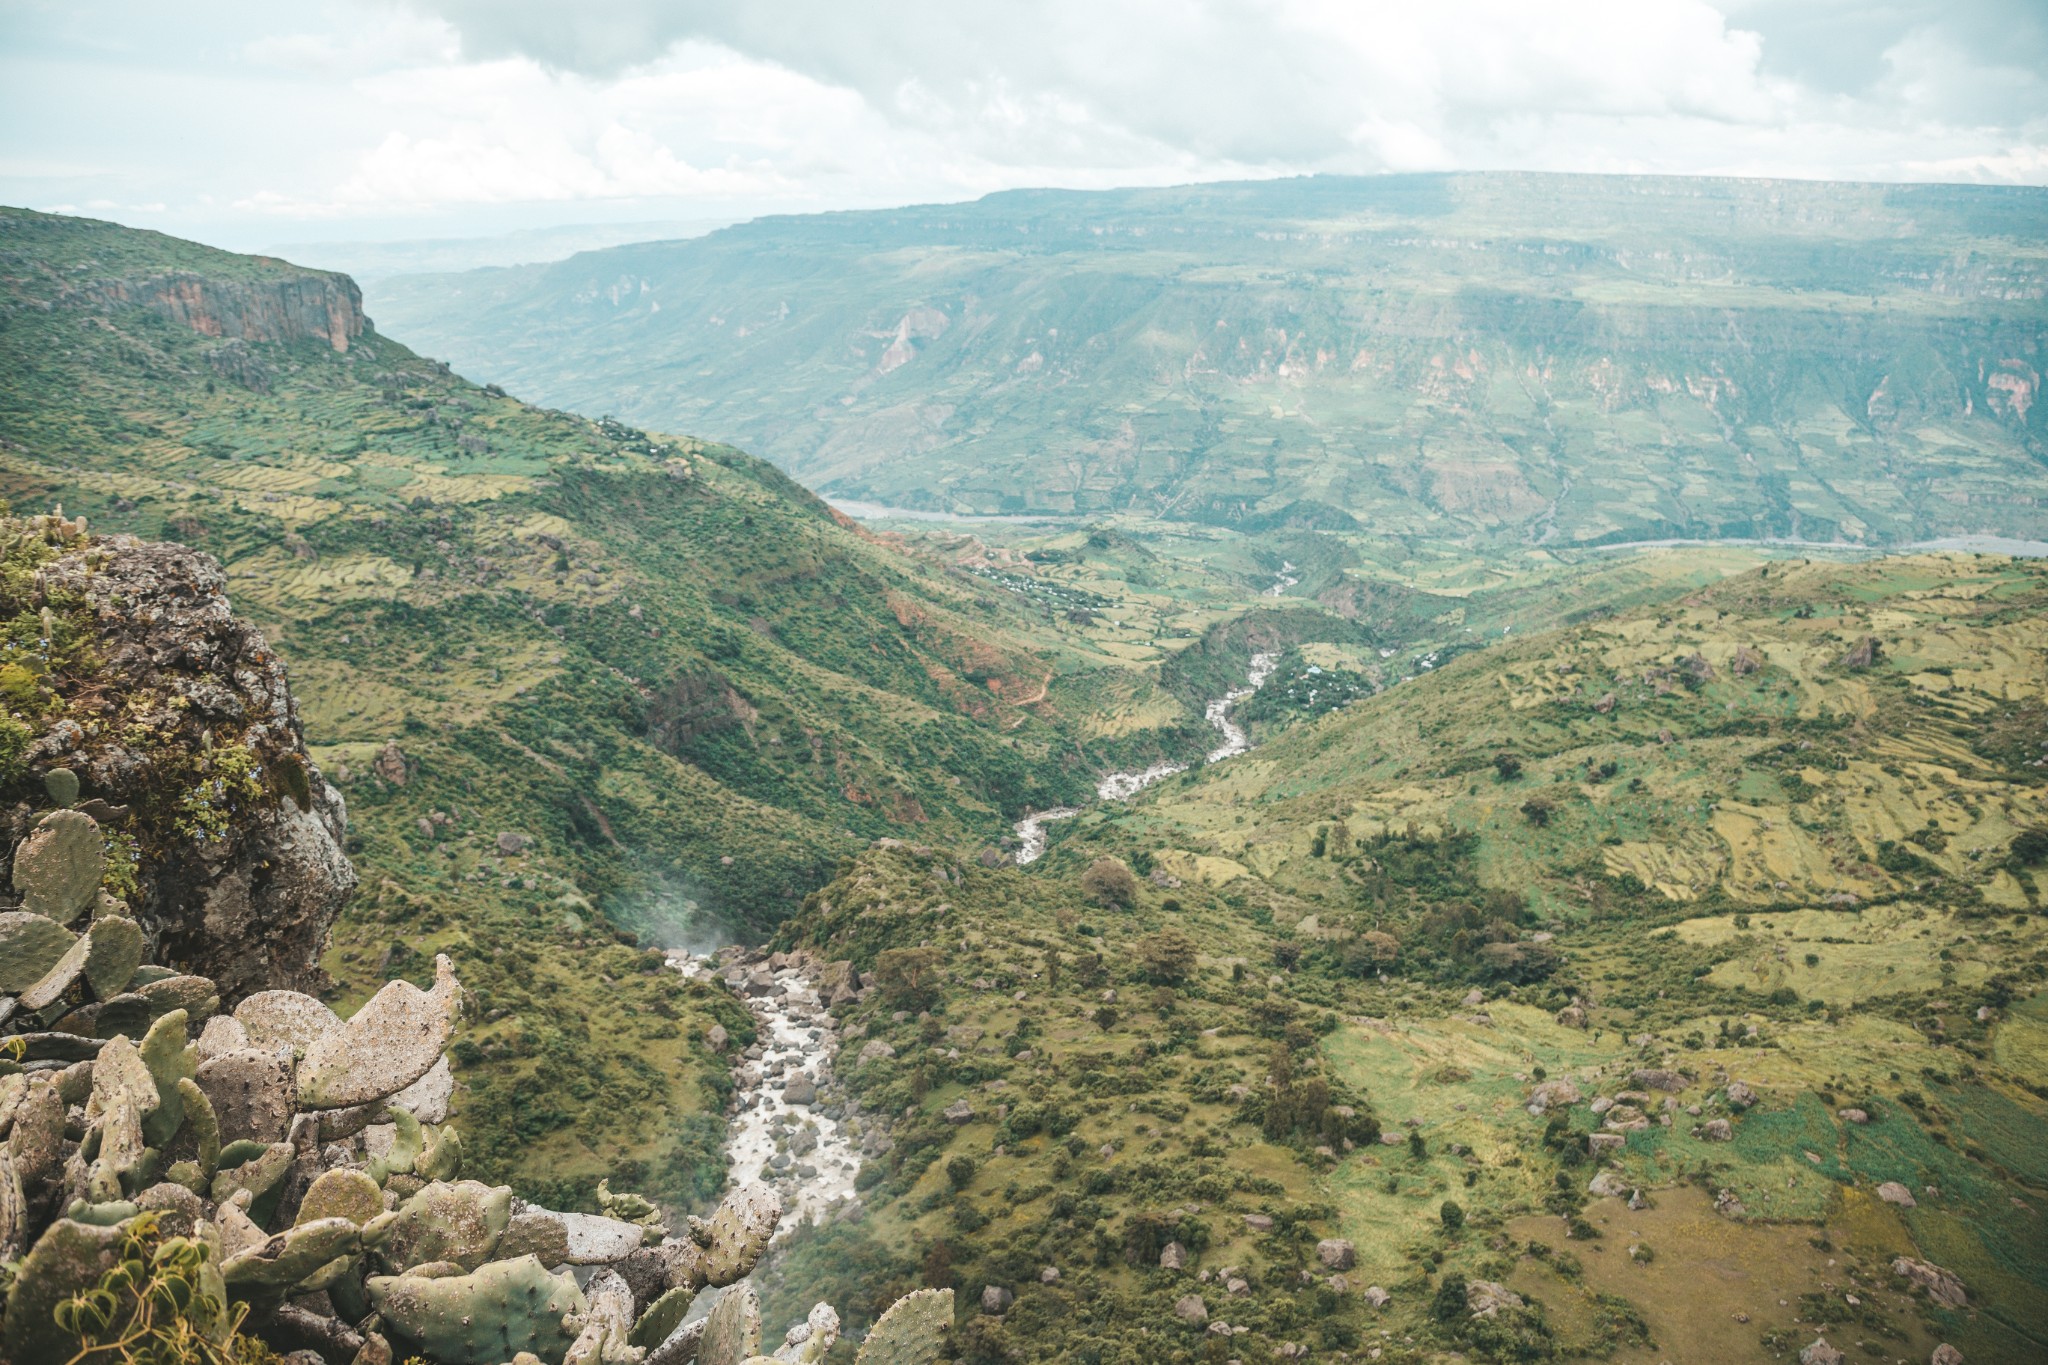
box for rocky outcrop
[5,531,354,997]
[64,269,366,352]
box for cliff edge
[0,511,353,997]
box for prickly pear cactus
[699,1281,763,1365]
[12,808,104,923]
[774,1302,841,1363]
[630,1281,697,1350]
[698,1182,782,1287]
[220,1215,362,1289]
[855,1287,953,1365]
[42,767,79,807]
[296,953,461,1109]
[83,914,144,998]
[0,910,75,991]
[377,1178,512,1272]
[368,1253,587,1365]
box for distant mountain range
[370,173,2048,550]
[269,216,738,284]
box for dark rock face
[6,536,354,997]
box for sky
[3,0,2046,254]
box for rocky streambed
[1013,650,1278,865]
[672,947,893,1237]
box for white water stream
[1012,648,1278,865]
[672,955,864,1234]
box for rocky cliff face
[70,269,366,351]
[2,527,355,996]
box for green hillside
[0,204,1197,1206]
[769,550,2048,1364]
[373,173,2048,548]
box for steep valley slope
[0,205,1200,1208]
[761,550,2048,1363]
[3,202,2046,1365]
[373,173,2048,550]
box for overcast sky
[4,0,2045,252]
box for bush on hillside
[1080,857,1139,907]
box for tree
[874,946,945,1012]
[1440,1200,1465,1232]
[1326,820,1352,856]
[1493,752,1523,781]
[1080,857,1139,907]
[1408,1131,1427,1161]
[1135,928,1198,984]
[946,1155,978,1190]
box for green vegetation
[4,199,2045,1363]
[0,205,1195,1207]
[377,173,2048,550]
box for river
[1012,648,1278,866]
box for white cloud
[1,0,2042,245]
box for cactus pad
[136,1009,195,1148]
[42,767,79,808]
[18,927,91,1010]
[630,1281,697,1350]
[701,1182,782,1287]
[369,1254,586,1365]
[12,809,104,923]
[0,911,76,992]
[82,915,145,1000]
[296,953,460,1109]
[856,1288,953,1365]
[220,1215,362,1290]
[699,1281,763,1365]
[378,1179,513,1272]
[296,1168,384,1226]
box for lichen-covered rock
[1892,1256,1967,1308]
[7,537,357,997]
[297,955,460,1109]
